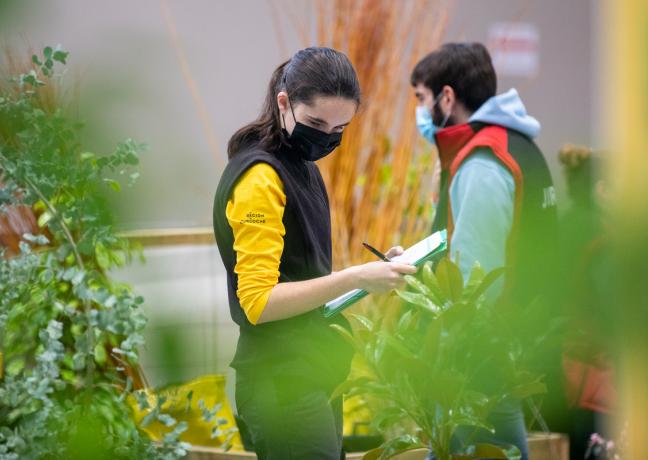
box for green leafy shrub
[333,259,548,460]
[0,46,188,459]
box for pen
[362,241,391,262]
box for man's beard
[432,109,455,128]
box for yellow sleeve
[226,163,286,325]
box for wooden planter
[186,432,568,460]
[185,447,364,460]
[528,432,569,460]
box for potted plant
[332,258,549,460]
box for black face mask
[282,97,343,162]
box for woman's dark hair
[227,47,361,158]
[410,42,497,113]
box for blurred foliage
[309,0,447,268]
[332,259,552,460]
[0,46,191,459]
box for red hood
[435,124,476,170]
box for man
[412,42,559,459]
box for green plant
[0,46,190,459]
[332,259,547,460]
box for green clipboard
[322,230,447,318]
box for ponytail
[227,60,289,158]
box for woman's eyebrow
[306,114,351,128]
[306,115,327,125]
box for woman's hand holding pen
[348,245,417,294]
[384,246,405,259]
[260,245,414,323]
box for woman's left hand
[385,246,405,259]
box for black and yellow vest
[213,146,353,391]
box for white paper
[389,231,444,266]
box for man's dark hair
[410,42,497,112]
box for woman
[213,47,416,459]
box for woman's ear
[277,91,289,116]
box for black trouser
[235,371,345,460]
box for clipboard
[322,230,447,318]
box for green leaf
[135,391,151,411]
[37,211,53,228]
[451,416,495,434]
[72,352,86,370]
[157,413,177,427]
[422,262,446,304]
[463,261,487,298]
[395,290,440,315]
[111,250,126,267]
[403,274,431,297]
[61,369,76,382]
[329,376,373,401]
[378,435,425,460]
[95,243,111,269]
[53,49,69,64]
[435,258,464,301]
[348,313,374,332]
[466,267,506,304]
[103,178,121,192]
[6,357,26,376]
[140,408,158,428]
[377,332,417,361]
[330,323,359,350]
[463,390,490,409]
[43,46,53,59]
[71,269,86,286]
[396,308,415,332]
[372,406,406,431]
[94,343,107,365]
[500,444,523,460]
[510,379,547,400]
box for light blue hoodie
[449,89,540,295]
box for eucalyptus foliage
[0,46,188,459]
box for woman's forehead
[296,96,357,126]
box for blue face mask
[416,106,436,144]
[415,92,449,145]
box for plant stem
[0,157,97,391]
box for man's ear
[277,91,289,115]
[441,85,456,106]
